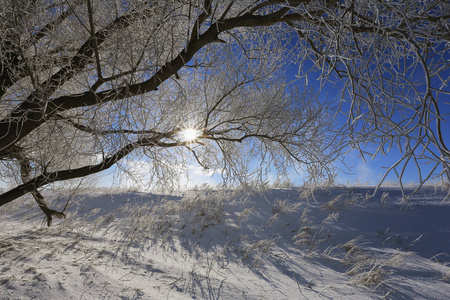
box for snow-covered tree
[0,0,448,224]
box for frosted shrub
[242,238,278,268]
[347,253,407,290]
[180,191,226,230]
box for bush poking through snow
[347,253,408,290]
[242,238,278,268]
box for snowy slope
[1,186,449,299]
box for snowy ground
[1,186,450,299]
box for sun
[180,127,201,142]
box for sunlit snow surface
[1,186,449,299]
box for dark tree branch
[7,146,65,226]
[55,113,175,136]
[0,6,159,156]
[0,7,310,158]
[0,135,186,206]
[0,0,83,99]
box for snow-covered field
[1,186,449,299]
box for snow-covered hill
[1,186,449,299]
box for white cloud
[355,162,377,185]
[181,165,221,188]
